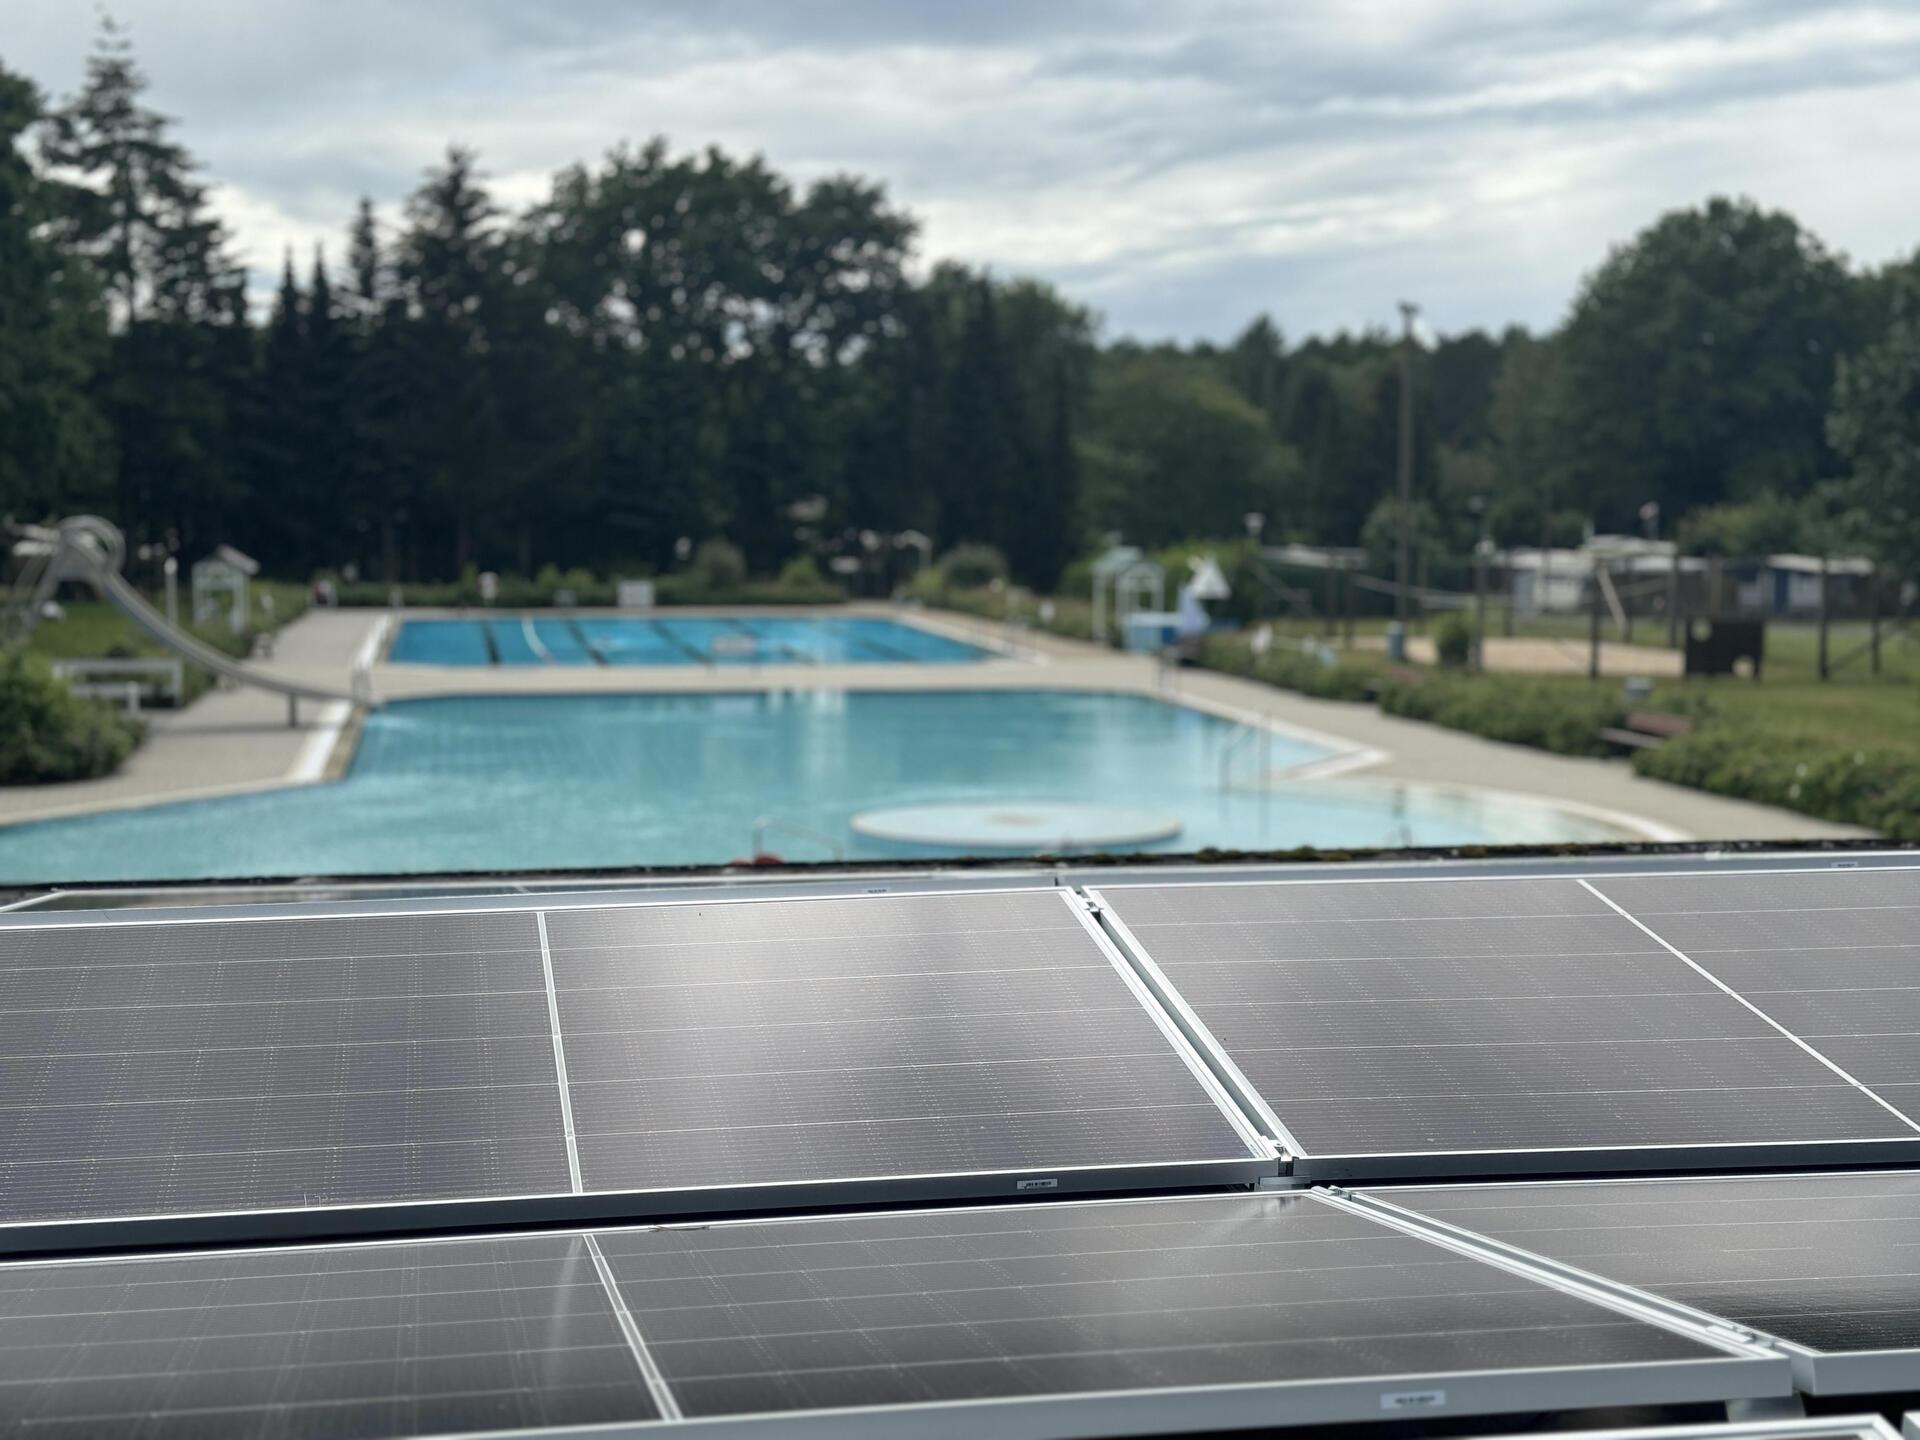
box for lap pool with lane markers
[387,614,991,665]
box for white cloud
[10,0,1919,340]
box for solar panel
[0,1231,662,1438]
[0,888,1267,1253]
[1091,877,1920,1179]
[0,911,575,1244]
[1588,869,1920,1125]
[543,889,1269,1199]
[0,1193,1786,1437]
[1368,1168,1920,1394]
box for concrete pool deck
[0,604,1871,842]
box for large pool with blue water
[388,614,988,666]
[0,691,1628,883]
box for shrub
[778,554,823,589]
[1634,728,1920,841]
[922,583,1096,641]
[938,543,1009,591]
[688,539,747,592]
[1433,612,1473,669]
[0,649,142,784]
[1197,634,1376,702]
[1377,675,1625,757]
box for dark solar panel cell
[1154,950,1707,1005]
[1689,946,1920,993]
[1101,879,1615,924]
[1276,1082,1881,1156]
[1244,1035,1836,1102]
[0,912,548,968]
[1594,870,1920,916]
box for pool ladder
[1219,725,1273,793]
[750,816,845,863]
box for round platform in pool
[851,802,1182,852]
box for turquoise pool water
[0,691,1628,883]
[389,615,988,665]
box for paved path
[0,604,1869,843]
[0,609,380,825]
[1355,633,1685,677]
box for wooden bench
[1598,709,1694,751]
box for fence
[1244,547,1916,682]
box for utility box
[616,579,656,610]
[1683,617,1764,678]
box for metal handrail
[750,816,844,862]
[1219,724,1272,793]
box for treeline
[5,24,1920,593]
[2,28,1088,588]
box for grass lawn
[1244,610,1920,755]
[25,580,313,703]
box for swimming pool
[387,614,990,665]
[0,691,1631,883]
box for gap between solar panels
[0,887,1275,1256]
[1084,864,1920,1182]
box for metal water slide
[5,516,372,717]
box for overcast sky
[10,1,1920,342]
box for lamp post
[1469,495,1489,672]
[1395,301,1419,628]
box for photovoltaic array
[5,860,1920,1434]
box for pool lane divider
[521,616,557,664]
[725,616,804,664]
[565,617,608,665]
[853,633,914,661]
[479,623,501,665]
[648,619,710,665]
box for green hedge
[1197,634,1375,702]
[924,584,1096,642]
[1633,728,1920,841]
[332,571,844,608]
[1377,675,1628,757]
[0,649,142,783]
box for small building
[192,545,260,635]
[1734,554,1877,617]
[1504,538,1712,617]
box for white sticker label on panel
[1380,1389,1446,1412]
[1015,1178,1059,1191]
